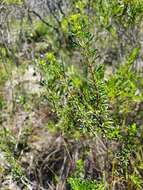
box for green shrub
[39,4,143,189]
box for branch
[28,9,59,32]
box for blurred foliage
[68,178,105,190]
[0,0,143,189]
[2,0,23,5]
[107,47,143,118]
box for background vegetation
[0,0,143,189]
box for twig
[28,9,59,32]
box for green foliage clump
[107,47,143,118]
[39,40,111,138]
[2,0,23,5]
[0,128,25,180]
[25,21,49,42]
[68,178,105,190]
[93,0,143,28]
